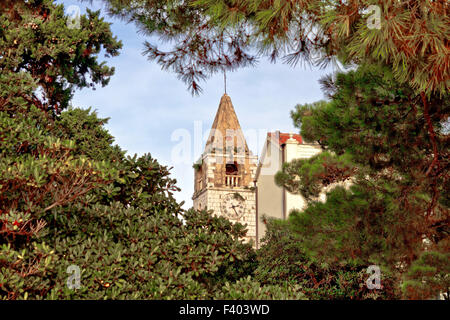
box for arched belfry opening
[226,162,239,175]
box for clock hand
[231,205,239,216]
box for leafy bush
[255,218,401,300]
[215,276,305,300]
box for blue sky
[59,0,333,208]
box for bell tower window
[226,162,239,175]
[225,161,241,186]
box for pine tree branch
[421,92,440,217]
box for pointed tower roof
[205,94,249,155]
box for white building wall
[284,138,322,216]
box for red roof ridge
[267,131,303,145]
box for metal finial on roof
[224,70,227,94]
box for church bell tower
[192,94,258,244]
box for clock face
[221,193,245,219]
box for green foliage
[192,160,202,171]
[0,72,118,242]
[102,0,449,96]
[53,107,124,162]
[286,184,422,270]
[215,276,305,300]
[274,62,449,299]
[290,101,328,143]
[296,64,449,170]
[36,203,257,299]
[232,193,245,201]
[255,219,400,300]
[0,0,122,114]
[403,248,450,300]
[275,151,356,199]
